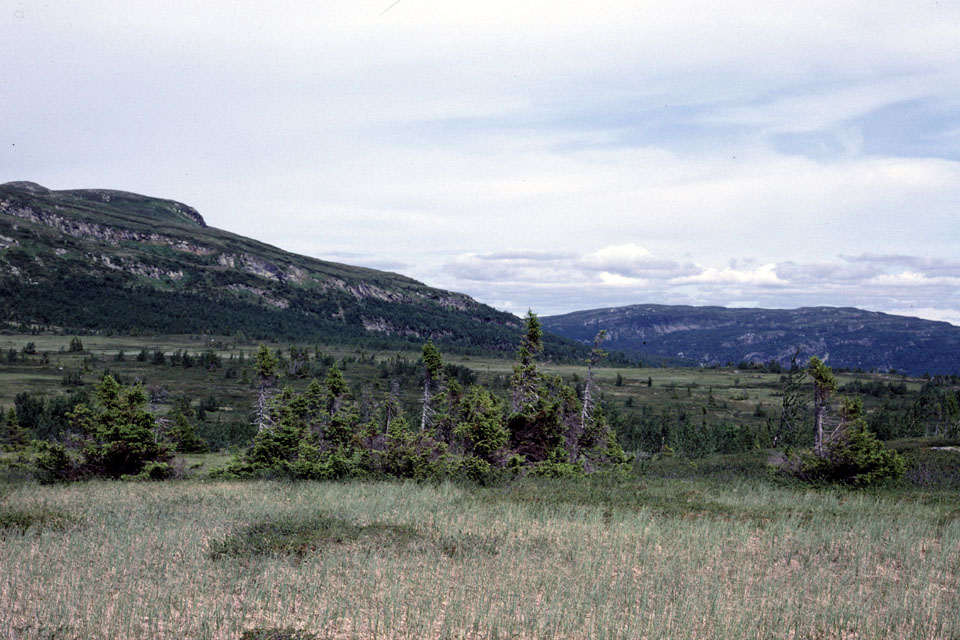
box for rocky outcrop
[95,254,184,281]
[226,284,290,309]
[0,202,213,255]
[0,233,18,250]
[347,282,406,303]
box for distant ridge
[0,181,585,356]
[542,303,960,376]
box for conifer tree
[420,340,444,431]
[1,406,29,448]
[511,310,545,415]
[167,410,209,453]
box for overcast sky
[3,1,960,323]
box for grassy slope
[0,473,957,639]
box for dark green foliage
[12,389,89,441]
[529,445,586,478]
[167,411,209,453]
[421,340,443,382]
[214,332,627,482]
[13,392,44,436]
[130,461,175,481]
[798,423,906,487]
[32,376,172,481]
[68,336,84,352]
[196,418,256,452]
[71,376,173,478]
[32,440,81,483]
[452,386,508,462]
[1,407,29,448]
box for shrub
[167,411,209,454]
[32,375,172,481]
[32,440,82,483]
[799,424,906,487]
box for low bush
[797,424,906,487]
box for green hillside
[0,181,568,355]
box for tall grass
[1,477,957,639]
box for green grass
[1,476,957,639]
[0,502,80,535]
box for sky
[3,1,960,324]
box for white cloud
[672,263,785,286]
[866,272,960,287]
[598,272,650,288]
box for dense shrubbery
[32,375,173,482]
[214,317,629,482]
[796,423,906,487]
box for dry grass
[1,478,957,639]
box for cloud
[435,247,960,327]
[579,243,694,277]
[672,263,785,286]
[865,272,960,288]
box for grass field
[2,465,958,639]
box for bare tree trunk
[420,379,433,432]
[813,385,825,457]
[256,382,272,433]
[580,330,607,432]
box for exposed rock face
[95,254,184,281]
[347,282,405,303]
[0,233,18,250]
[1,202,213,255]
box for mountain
[0,181,541,354]
[542,304,960,376]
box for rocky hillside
[542,304,960,376]
[0,181,532,353]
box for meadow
[2,464,958,640]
